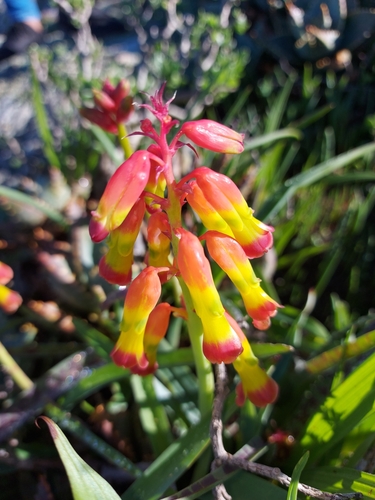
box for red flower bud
[181,119,244,154]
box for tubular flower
[176,228,243,364]
[80,79,134,133]
[205,231,280,329]
[147,212,171,283]
[131,302,173,375]
[111,266,167,369]
[181,120,244,154]
[226,314,279,407]
[99,199,146,285]
[185,167,274,259]
[0,262,22,313]
[89,151,151,242]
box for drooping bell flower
[99,199,145,285]
[176,228,243,364]
[226,313,279,407]
[205,231,280,329]
[0,262,22,314]
[147,212,171,283]
[185,167,274,259]
[89,151,151,242]
[111,266,168,369]
[180,120,244,154]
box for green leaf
[251,343,294,358]
[130,374,173,456]
[243,128,303,152]
[0,186,69,227]
[30,65,61,169]
[38,417,122,500]
[287,452,309,500]
[45,407,142,478]
[258,141,375,221]
[297,351,375,464]
[302,466,375,499]
[305,329,375,374]
[122,413,212,500]
[59,363,129,411]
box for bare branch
[210,363,231,500]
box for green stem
[117,123,133,159]
[179,281,214,417]
[0,341,34,390]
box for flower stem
[0,342,33,391]
[179,280,214,417]
[117,123,133,159]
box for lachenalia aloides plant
[88,83,281,415]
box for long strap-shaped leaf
[258,142,375,221]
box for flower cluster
[0,261,22,313]
[89,84,280,407]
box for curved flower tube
[185,167,274,259]
[111,266,168,369]
[89,151,151,242]
[226,314,279,407]
[99,198,145,285]
[205,231,280,329]
[176,228,243,364]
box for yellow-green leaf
[39,417,121,500]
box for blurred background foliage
[1,0,375,498]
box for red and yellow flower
[176,228,243,364]
[185,167,274,259]
[89,151,151,242]
[226,313,279,407]
[205,231,280,329]
[111,266,168,370]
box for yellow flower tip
[235,365,279,407]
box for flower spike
[176,228,243,364]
